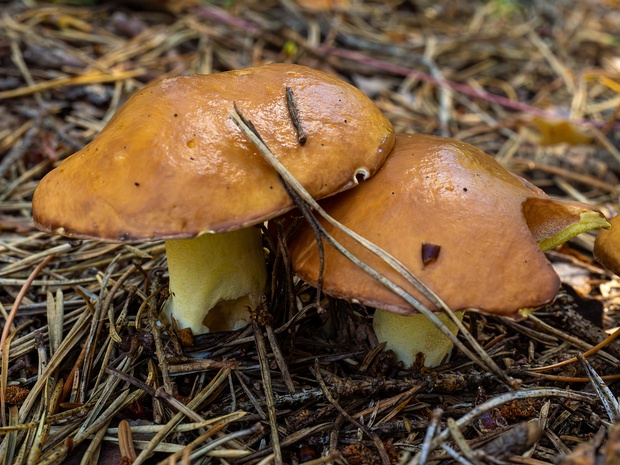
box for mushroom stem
[163,228,267,334]
[373,309,464,368]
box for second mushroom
[288,133,610,367]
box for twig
[526,318,620,372]
[146,275,173,396]
[79,256,120,405]
[446,418,485,465]
[0,254,53,426]
[417,408,443,465]
[103,263,137,344]
[181,422,263,463]
[238,423,336,463]
[578,354,620,422]
[509,158,620,195]
[82,418,113,464]
[252,320,283,465]
[0,117,41,178]
[286,87,307,145]
[265,324,296,395]
[406,388,596,465]
[155,421,227,464]
[0,68,146,100]
[27,379,63,463]
[132,367,232,465]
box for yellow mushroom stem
[163,227,267,334]
[372,209,610,368]
[373,309,464,368]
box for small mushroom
[288,133,609,367]
[594,214,620,275]
[33,63,395,334]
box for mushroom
[594,214,620,275]
[32,63,395,334]
[288,133,610,367]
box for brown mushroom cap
[32,63,394,242]
[594,214,620,275]
[288,133,608,316]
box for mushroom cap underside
[33,63,395,242]
[289,133,607,316]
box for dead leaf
[532,116,593,146]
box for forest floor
[0,1,619,464]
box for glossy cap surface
[594,214,620,275]
[33,63,394,241]
[289,133,609,316]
